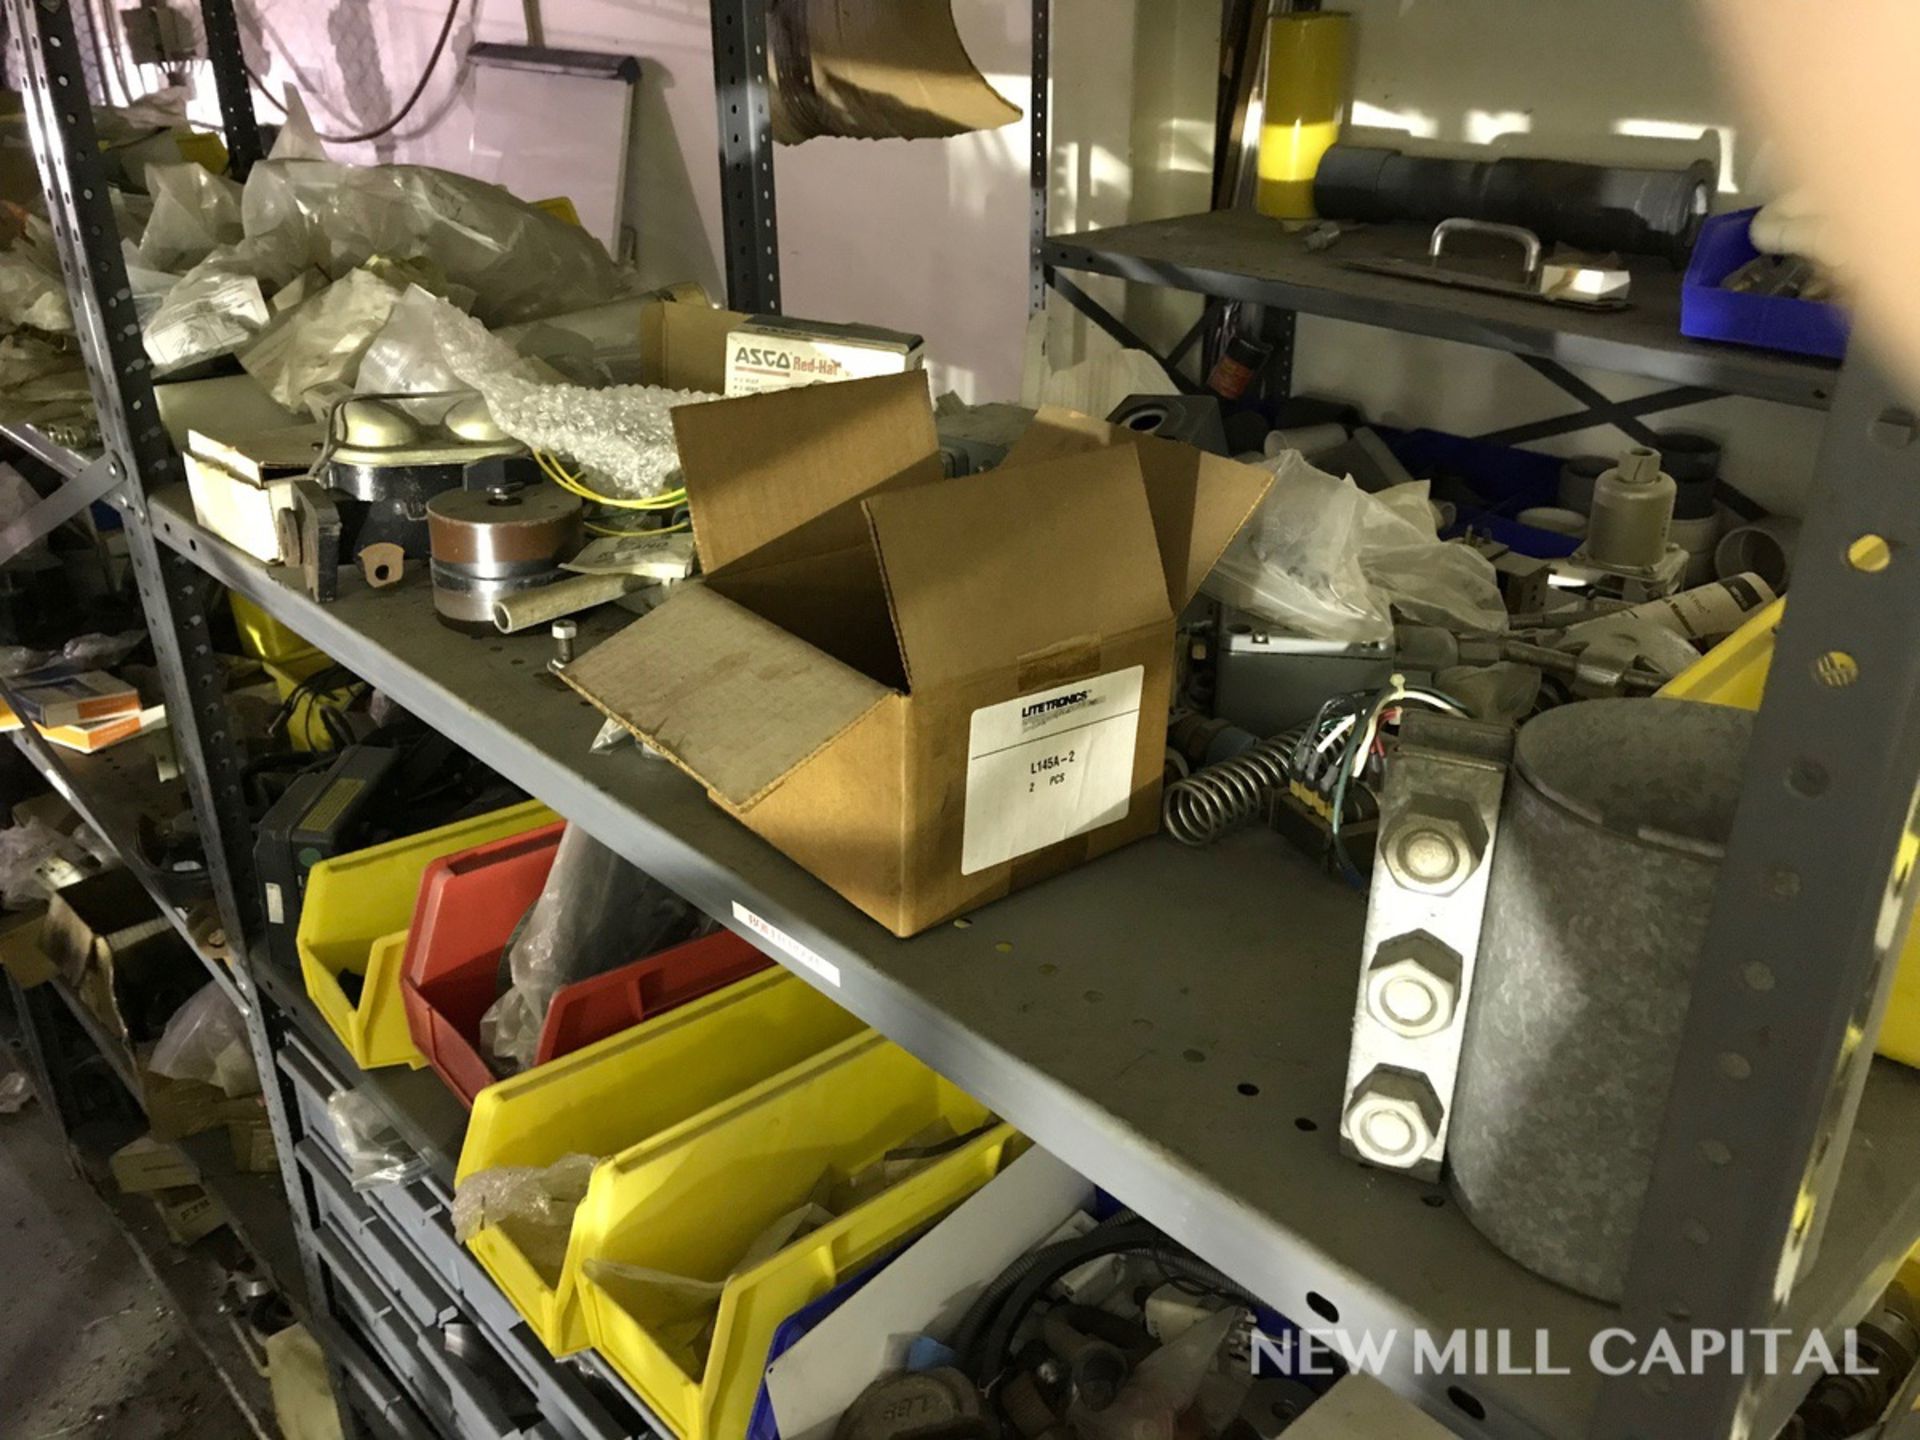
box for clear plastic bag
[0,820,93,911]
[136,161,243,272]
[325,1089,428,1190]
[478,825,699,1075]
[150,981,261,1097]
[1205,451,1507,643]
[240,266,405,415]
[0,232,71,333]
[143,259,273,373]
[235,159,628,328]
[452,1152,597,1284]
[431,299,705,500]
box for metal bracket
[1593,346,1920,1440]
[0,453,125,565]
[1478,356,1722,448]
[711,0,781,313]
[1047,272,1204,395]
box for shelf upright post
[1593,345,1920,1439]
[198,0,264,178]
[8,6,359,1431]
[7,0,258,949]
[711,0,781,312]
[1029,0,1050,317]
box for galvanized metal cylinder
[1449,698,1751,1302]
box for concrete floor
[0,1091,258,1440]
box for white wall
[220,0,1824,508]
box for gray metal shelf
[8,729,248,1008]
[147,484,1920,1439]
[0,421,90,479]
[1043,211,1840,409]
[36,959,308,1314]
[179,1124,309,1314]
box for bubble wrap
[430,300,710,500]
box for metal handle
[1429,218,1542,282]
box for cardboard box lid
[1004,408,1275,611]
[864,445,1170,689]
[563,583,890,810]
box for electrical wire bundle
[533,450,689,540]
[1162,677,1468,881]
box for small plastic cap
[1617,447,1662,485]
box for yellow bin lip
[572,1029,1012,1440]
[455,969,869,1358]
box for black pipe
[1313,143,1716,264]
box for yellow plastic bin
[297,800,554,1069]
[1661,599,1920,1068]
[576,1034,1017,1440]
[456,970,868,1358]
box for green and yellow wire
[535,450,686,511]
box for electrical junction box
[1214,609,1396,738]
[724,316,924,396]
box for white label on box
[961,667,1144,876]
[264,882,285,927]
[733,902,841,987]
[724,332,914,396]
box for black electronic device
[255,744,399,973]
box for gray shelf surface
[10,729,247,1007]
[1043,212,1841,408]
[151,484,1920,1438]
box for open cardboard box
[562,373,1272,935]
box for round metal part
[834,1368,984,1440]
[328,458,467,506]
[1345,1067,1443,1169]
[429,558,572,626]
[427,485,583,576]
[1450,699,1753,1301]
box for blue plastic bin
[1680,208,1849,360]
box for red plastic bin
[400,821,771,1106]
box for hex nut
[1382,793,1489,896]
[1365,931,1463,1038]
[1345,1067,1445,1169]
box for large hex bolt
[1345,1067,1445,1169]
[1382,793,1490,896]
[1364,931,1464,1038]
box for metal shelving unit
[7,1,1920,1437]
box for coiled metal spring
[1163,725,1308,847]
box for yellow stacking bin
[297,800,554,1068]
[577,1035,1018,1440]
[1661,600,1920,1067]
[456,970,868,1357]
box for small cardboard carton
[151,1184,226,1246]
[111,1134,197,1194]
[562,373,1271,935]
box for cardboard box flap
[673,371,940,575]
[562,584,889,808]
[639,296,742,394]
[864,445,1169,689]
[1006,407,1275,609]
